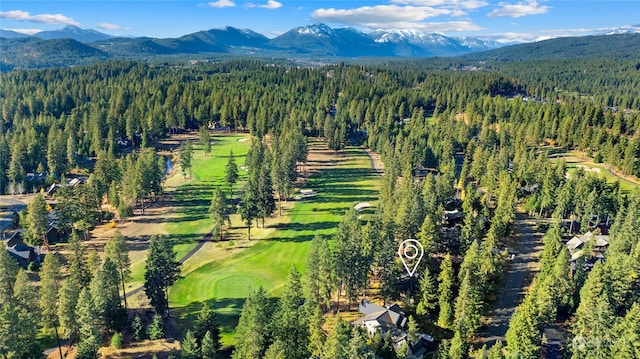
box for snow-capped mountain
[370,28,502,56]
[295,23,335,37]
[269,23,388,57]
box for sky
[1,1,639,42]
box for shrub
[28,261,40,272]
[147,314,164,340]
[594,151,603,163]
[132,315,145,341]
[111,332,123,349]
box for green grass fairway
[169,146,381,345]
[128,135,250,286]
[562,150,640,192]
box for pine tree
[193,306,221,350]
[307,303,326,358]
[505,290,542,359]
[25,193,48,248]
[0,250,19,303]
[239,181,259,240]
[273,266,309,359]
[87,249,101,278]
[333,209,369,309]
[147,314,165,340]
[610,303,640,358]
[39,253,64,358]
[225,150,239,198]
[58,278,81,339]
[348,329,376,359]
[67,231,90,287]
[104,230,131,309]
[233,287,271,359]
[257,164,276,228]
[144,235,180,317]
[76,287,102,358]
[200,126,211,156]
[179,139,194,179]
[209,188,230,240]
[264,340,287,359]
[488,341,505,359]
[0,270,42,358]
[91,257,126,331]
[572,263,614,359]
[416,267,438,317]
[305,234,334,308]
[323,317,351,359]
[449,327,467,359]
[454,271,484,335]
[437,254,455,329]
[376,222,399,305]
[407,315,419,344]
[132,314,145,341]
[181,329,199,359]
[201,330,219,359]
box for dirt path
[483,213,542,344]
[363,147,384,176]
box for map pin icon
[399,239,424,277]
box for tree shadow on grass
[170,296,279,339]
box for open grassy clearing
[169,144,381,346]
[127,135,251,288]
[551,149,640,192]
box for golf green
[168,145,381,344]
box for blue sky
[1,1,638,42]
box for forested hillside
[0,56,639,358]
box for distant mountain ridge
[1,23,502,59]
[2,23,640,69]
[34,25,113,42]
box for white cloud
[98,22,130,31]
[488,1,549,18]
[390,20,483,32]
[207,0,236,8]
[0,10,79,26]
[310,1,490,32]
[3,28,42,35]
[259,0,282,9]
[313,5,453,24]
[392,0,489,10]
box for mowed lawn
[561,150,639,192]
[169,146,381,345]
[128,135,251,287]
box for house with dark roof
[2,230,37,269]
[353,300,407,337]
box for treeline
[1,60,639,195]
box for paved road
[0,197,27,234]
[483,213,541,344]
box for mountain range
[0,24,503,67]
[1,23,640,70]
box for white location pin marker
[398,239,424,277]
